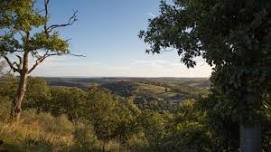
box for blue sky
[32,0,211,77]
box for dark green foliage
[139,0,271,119]
[140,0,271,151]
[86,86,119,142]
[199,93,271,151]
[140,111,172,150]
[49,87,87,121]
[198,94,240,151]
[102,81,137,97]
[25,77,51,112]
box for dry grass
[0,111,74,152]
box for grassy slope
[0,112,74,152]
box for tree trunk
[11,50,29,121]
[11,72,28,120]
[240,116,261,152]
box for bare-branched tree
[0,0,79,120]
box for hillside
[43,77,210,111]
[43,77,210,89]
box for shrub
[71,122,101,152]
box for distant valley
[43,77,210,111]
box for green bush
[71,122,101,152]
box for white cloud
[31,55,212,78]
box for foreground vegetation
[0,0,271,151]
[0,76,270,151]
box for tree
[140,111,171,151]
[49,87,87,121]
[24,77,51,113]
[115,99,141,149]
[139,0,271,151]
[86,86,119,152]
[73,122,101,152]
[198,94,240,151]
[159,100,212,152]
[0,0,78,120]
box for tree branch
[28,51,58,74]
[13,55,22,70]
[16,55,22,65]
[3,56,20,73]
[44,0,49,37]
[26,0,82,74]
[43,0,78,36]
[47,10,78,32]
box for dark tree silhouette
[139,0,271,151]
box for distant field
[42,77,210,111]
[42,77,210,89]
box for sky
[31,0,212,78]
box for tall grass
[0,110,74,152]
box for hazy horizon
[36,76,210,79]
